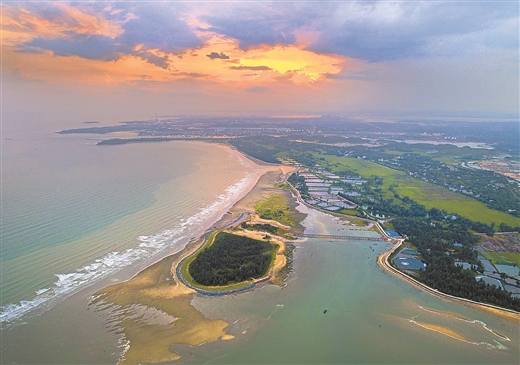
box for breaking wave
[1,174,256,328]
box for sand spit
[91,162,302,364]
[418,306,469,321]
[411,320,469,342]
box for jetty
[295,233,389,242]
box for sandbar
[413,321,469,342]
[92,160,301,364]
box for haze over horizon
[2,1,519,129]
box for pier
[295,233,389,242]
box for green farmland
[319,155,519,227]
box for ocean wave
[0,174,256,328]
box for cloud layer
[16,3,203,68]
[3,1,518,114]
[307,2,519,61]
[8,1,518,66]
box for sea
[1,129,268,362]
[1,128,519,364]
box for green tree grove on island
[189,232,275,286]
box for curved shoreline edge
[175,243,258,297]
[286,180,520,319]
[378,238,520,318]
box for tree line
[393,216,520,311]
[189,232,275,286]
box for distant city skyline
[3,1,519,128]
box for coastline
[1,140,275,330]
[377,238,520,322]
[91,142,517,364]
[287,179,520,321]
[91,148,296,364]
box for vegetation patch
[254,192,296,226]
[179,231,217,286]
[393,217,520,311]
[482,252,520,268]
[319,155,518,227]
[338,208,364,217]
[242,222,279,234]
[189,232,277,287]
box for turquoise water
[187,207,519,364]
[1,131,265,328]
[2,131,518,364]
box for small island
[189,232,277,286]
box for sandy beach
[378,238,520,323]
[90,143,517,365]
[91,151,300,364]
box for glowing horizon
[2,1,518,123]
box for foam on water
[0,173,256,328]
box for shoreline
[377,238,520,321]
[92,148,296,364]
[287,179,520,321]
[92,142,517,364]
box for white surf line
[418,305,511,341]
[408,318,509,350]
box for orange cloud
[166,36,345,84]
[2,5,345,89]
[2,3,122,45]
[238,46,343,82]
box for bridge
[295,233,389,242]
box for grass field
[488,252,520,267]
[319,155,519,227]
[479,251,520,268]
[254,192,297,226]
[322,155,401,178]
[338,208,364,217]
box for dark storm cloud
[25,34,123,61]
[206,52,230,60]
[200,1,518,61]
[119,4,202,54]
[13,1,519,66]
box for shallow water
[2,132,517,364]
[187,206,519,364]
[1,132,268,363]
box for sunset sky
[2,1,519,127]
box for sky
[2,1,519,127]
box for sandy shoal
[466,302,520,324]
[413,321,469,342]
[419,306,469,321]
[93,162,298,365]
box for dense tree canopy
[189,232,275,286]
[393,217,520,311]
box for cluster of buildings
[470,159,520,182]
[296,169,365,212]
